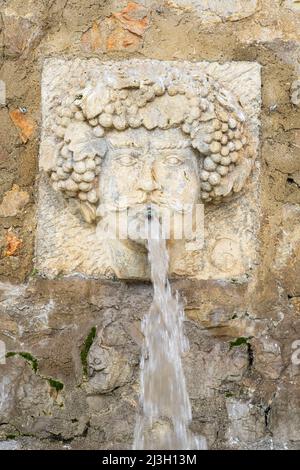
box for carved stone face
[98,128,199,243]
[37,59,261,280]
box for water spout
[133,214,207,450]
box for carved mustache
[119,194,191,212]
[96,192,194,217]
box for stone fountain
[36,58,261,449]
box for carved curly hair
[49,69,254,224]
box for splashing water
[133,213,207,450]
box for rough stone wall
[0,0,299,450]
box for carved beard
[97,203,160,246]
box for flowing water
[133,214,207,450]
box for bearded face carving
[39,60,260,279]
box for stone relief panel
[37,59,261,280]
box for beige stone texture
[0,0,299,451]
[0,185,29,217]
[36,59,261,280]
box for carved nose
[138,165,159,193]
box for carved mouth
[125,204,163,245]
[147,205,152,220]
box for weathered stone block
[81,2,150,53]
[272,204,300,296]
[0,185,29,217]
[165,0,258,22]
[37,59,261,280]
[2,12,43,57]
[283,0,300,12]
[226,399,266,446]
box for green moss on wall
[6,351,38,373]
[80,326,97,377]
[47,378,64,392]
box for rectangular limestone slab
[160,1,259,22]
[36,59,261,281]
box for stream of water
[133,214,206,450]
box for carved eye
[164,155,184,167]
[117,155,138,167]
